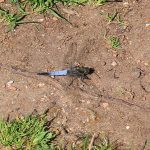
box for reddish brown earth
[0,0,150,149]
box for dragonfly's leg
[68,77,77,86]
[81,76,88,85]
[81,75,91,80]
[84,75,91,80]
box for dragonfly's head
[88,68,95,74]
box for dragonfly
[37,65,95,85]
[0,40,147,110]
[36,41,148,110]
[35,42,143,109]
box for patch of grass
[108,36,121,49]
[71,134,119,150]
[62,0,88,5]
[101,10,124,26]
[0,9,26,31]
[0,112,121,150]
[0,0,110,31]
[8,0,74,26]
[100,10,118,23]
[10,0,87,17]
[0,114,58,150]
[106,11,118,23]
[0,9,39,31]
[117,15,124,26]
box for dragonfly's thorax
[76,66,90,74]
[67,66,95,77]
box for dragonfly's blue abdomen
[47,69,68,76]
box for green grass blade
[49,8,73,25]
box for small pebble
[40,95,48,102]
[129,41,132,45]
[38,18,44,22]
[145,24,150,27]
[101,102,109,108]
[7,86,18,91]
[51,76,55,79]
[52,17,58,21]
[131,68,141,78]
[6,80,14,86]
[113,53,118,57]
[38,83,45,87]
[123,2,129,7]
[126,126,130,130]
[111,61,117,67]
[144,62,149,66]
[6,80,18,91]
[102,61,106,66]
[85,118,89,123]
[50,92,54,95]
[87,100,90,104]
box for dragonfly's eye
[89,68,95,74]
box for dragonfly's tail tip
[37,72,49,76]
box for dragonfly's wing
[63,39,96,67]
[65,40,101,93]
[63,42,78,67]
[87,79,150,110]
[75,39,96,65]
[61,40,99,89]
[74,78,147,109]
[61,42,79,86]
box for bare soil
[0,0,150,149]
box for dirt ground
[0,0,150,149]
